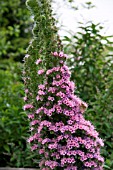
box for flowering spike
[23,0,104,169]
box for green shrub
[63,22,113,169]
[0,60,38,167]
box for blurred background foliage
[0,0,32,61]
[0,60,39,167]
[0,0,113,169]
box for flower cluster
[24,52,104,169]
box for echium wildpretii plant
[23,0,104,169]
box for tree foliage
[0,0,32,61]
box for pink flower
[38,69,45,75]
[48,87,56,93]
[84,162,92,167]
[56,91,65,98]
[39,149,45,154]
[46,70,51,75]
[56,74,60,79]
[42,138,51,145]
[38,84,45,90]
[96,138,104,147]
[27,136,34,143]
[52,52,58,56]
[23,104,34,110]
[67,120,74,125]
[28,114,34,119]
[24,54,30,59]
[30,120,39,126]
[25,89,29,93]
[35,59,42,65]
[23,96,27,101]
[60,60,64,64]
[38,90,45,95]
[31,144,38,151]
[36,107,43,114]
[36,95,40,101]
[45,160,58,169]
[48,96,54,101]
[59,51,64,57]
